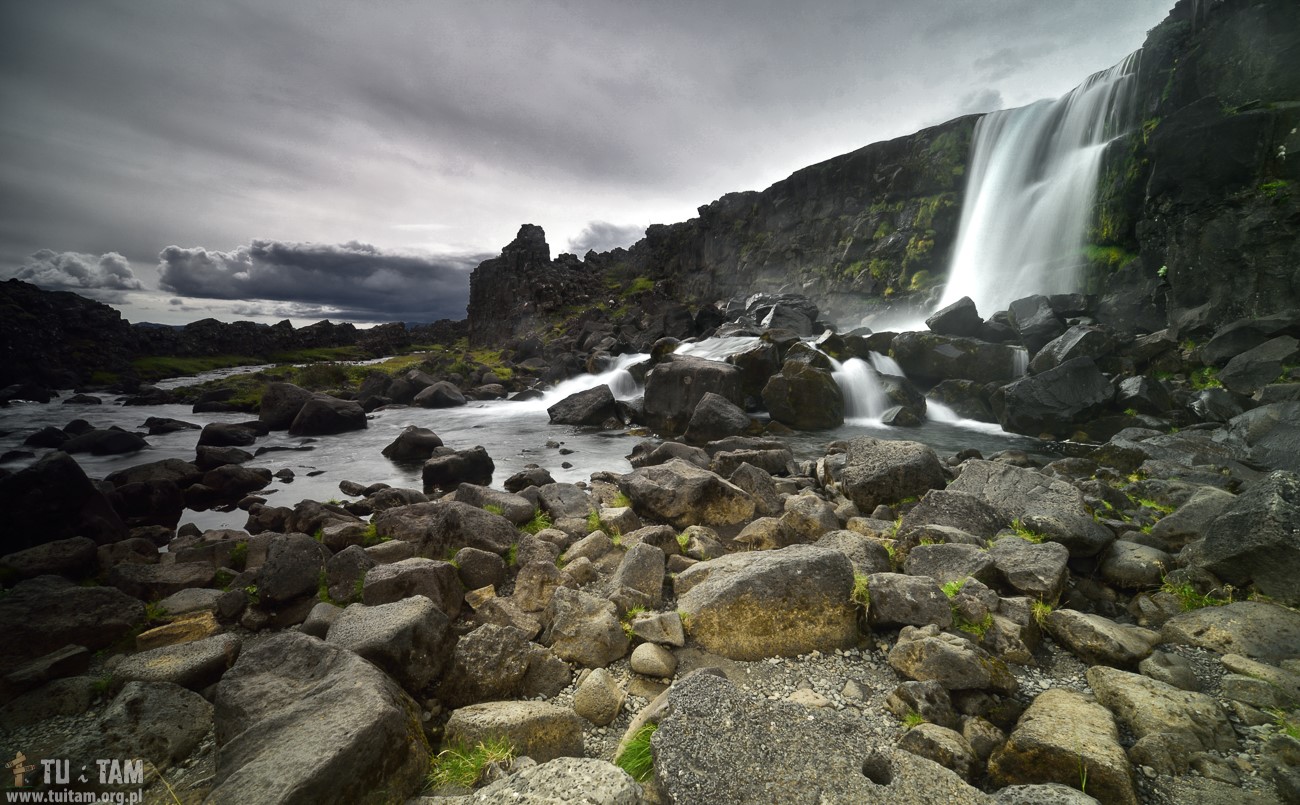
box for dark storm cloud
[158,240,487,322]
[10,249,144,291]
[566,222,647,255]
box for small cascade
[1012,347,1030,378]
[831,357,891,423]
[529,352,647,410]
[938,51,1141,317]
[867,351,904,377]
[675,336,760,361]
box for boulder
[60,428,148,455]
[115,633,242,690]
[762,359,844,430]
[674,544,857,660]
[643,354,744,436]
[463,757,642,804]
[946,460,1091,525]
[653,672,991,804]
[422,446,494,491]
[1188,470,1300,604]
[867,573,954,630]
[683,392,751,444]
[900,490,1007,540]
[1226,402,1300,474]
[0,576,143,673]
[903,543,998,587]
[1086,666,1235,773]
[100,681,213,771]
[998,357,1114,437]
[444,700,583,764]
[891,331,1023,384]
[288,394,367,436]
[107,562,216,600]
[257,533,329,606]
[988,537,1070,604]
[1115,375,1174,416]
[362,557,462,617]
[434,623,537,708]
[325,596,452,693]
[988,688,1136,805]
[840,437,946,513]
[547,384,619,426]
[1028,325,1115,375]
[1219,336,1300,395]
[898,723,979,782]
[198,421,261,447]
[0,537,98,581]
[542,587,628,668]
[381,426,444,463]
[259,382,314,430]
[0,451,127,550]
[926,296,985,338]
[413,380,466,408]
[1007,295,1066,355]
[209,632,428,804]
[572,667,626,726]
[1161,601,1300,661]
[617,459,755,531]
[888,625,1018,695]
[1044,610,1157,669]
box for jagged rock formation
[465,0,1298,342]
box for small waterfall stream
[937,51,1141,316]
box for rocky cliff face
[466,0,1297,344]
[1093,0,1300,333]
[0,279,139,388]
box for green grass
[230,541,248,571]
[505,543,518,567]
[611,491,631,508]
[675,532,690,552]
[484,503,505,516]
[953,611,993,638]
[902,711,925,729]
[427,737,515,790]
[621,606,646,638]
[1161,578,1231,611]
[1271,709,1300,740]
[1190,366,1222,390]
[615,723,657,782]
[1010,520,1046,544]
[1032,599,1053,627]
[1136,497,1174,515]
[520,510,552,535]
[851,573,870,608]
[586,510,604,534]
[361,522,387,547]
[243,584,260,607]
[941,579,966,599]
[143,601,169,623]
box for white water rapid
[937,51,1141,316]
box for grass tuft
[902,711,925,729]
[427,737,515,790]
[615,723,657,782]
[941,579,966,599]
[1032,599,1053,628]
[521,510,552,535]
[851,573,871,608]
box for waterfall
[832,357,891,423]
[937,51,1141,316]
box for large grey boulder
[946,460,1090,526]
[381,425,444,463]
[288,394,367,436]
[462,758,642,804]
[891,332,1024,385]
[259,382,314,430]
[422,446,495,491]
[674,544,857,660]
[899,490,1007,540]
[547,384,619,426]
[0,451,127,550]
[683,392,751,444]
[997,357,1114,437]
[325,596,452,693]
[643,354,744,436]
[0,576,143,673]
[413,381,466,408]
[209,632,428,805]
[1028,325,1115,375]
[1219,335,1300,394]
[888,625,1017,695]
[1044,610,1157,669]
[762,360,844,430]
[988,537,1070,604]
[653,672,992,804]
[101,681,212,771]
[444,701,584,763]
[115,633,242,690]
[617,459,755,531]
[867,573,954,630]
[840,437,946,513]
[542,587,628,668]
[988,688,1136,805]
[434,623,537,708]
[926,296,984,338]
[1007,295,1066,355]
[257,533,330,606]
[1161,601,1300,661]
[372,500,515,557]
[1187,470,1300,605]
[1086,666,1235,774]
[362,557,462,617]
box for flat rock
[1161,601,1300,661]
[459,757,642,804]
[115,632,242,690]
[0,576,143,673]
[444,700,583,763]
[325,596,452,693]
[1045,610,1158,669]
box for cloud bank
[12,249,144,292]
[566,222,646,255]
[158,240,487,322]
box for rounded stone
[629,643,677,678]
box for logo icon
[5,752,36,787]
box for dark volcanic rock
[259,382,314,430]
[762,360,844,431]
[0,451,127,550]
[0,576,144,673]
[643,354,744,436]
[926,296,984,338]
[547,384,619,427]
[892,332,1023,385]
[997,357,1114,437]
[1008,295,1066,355]
[1188,470,1300,605]
[422,446,494,491]
[289,394,366,436]
[381,426,444,463]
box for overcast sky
[0,0,1172,325]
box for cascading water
[832,357,891,422]
[937,51,1141,317]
